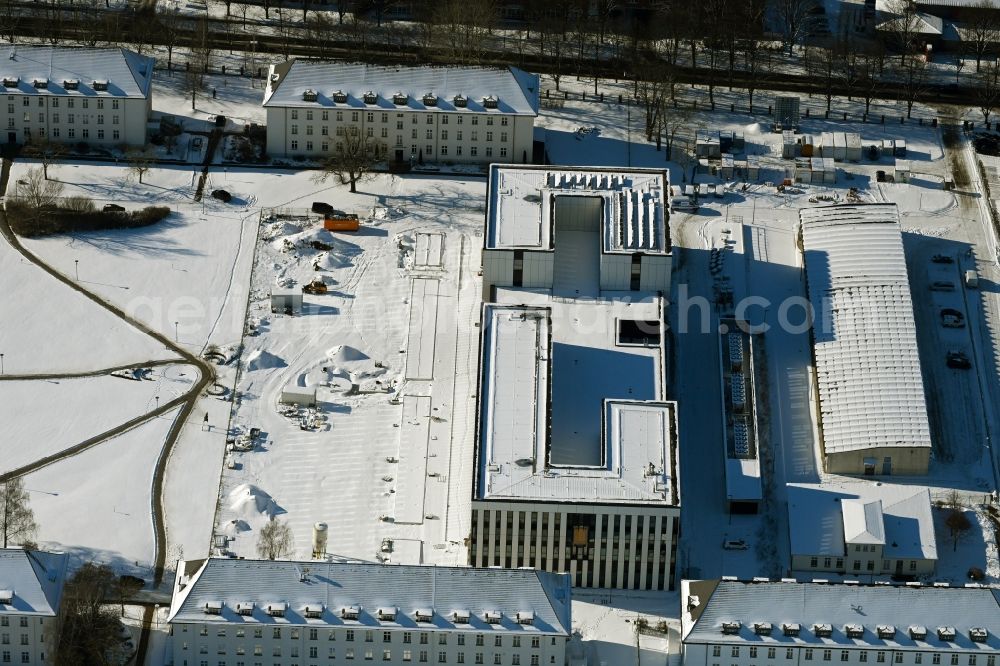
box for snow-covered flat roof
[168,558,571,634]
[0,46,153,98]
[787,483,937,561]
[476,289,677,505]
[800,205,932,457]
[485,165,670,254]
[263,61,539,115]
[684,579,999,648]
[725,458,762,502]
[0,549,67,617]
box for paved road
[0,358,182,381]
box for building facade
[0,549,68,666]
[0,46,153,148]
[262,62,538,164]
[682,579,1000,666]
[167,559,571,666]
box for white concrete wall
[790,553,935,576]
[0,613,52,664]
[639,255,672,293]
[599,253,632,291]
[522,252,554,289]
[483,249,514,290]
[597,254,671,292]
[1,93,148,146]
[170,622,567,666]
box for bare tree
[26,138,67,180]
[0,0,21,43]
[808,42,841,112]
[127,148,154,184]
[774,0,818,55]
[313,129,384,193]
[976,63,1000,124]
[430,0,498,65]
[896,53,928,117]
[155,9,184,70]
[944,491,973,552]
[0,478,37,548]
[962,0,1000,72]
[881,0,921,63]
[13,167,65,211]
[856,42,887,116]
[257,518,293,560]
[54,563,128,664]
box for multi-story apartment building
[262,62,538,164]
[470,166,679,592]
[167,558,571,666]
[0,549,68,666]
[0,46,154,148]
[682,579,1000,666]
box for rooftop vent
[303,89,318,102]
[483,96,498,109]
[304,604,323,619]
[814,624,833,638]
[876,625,896,640]
[721,621,742,635]
[422,93,437,107]
[363,91,377,104]
[908,626,927,641]
[782,623,801,637]
[92,79,108,91]
[63,78,78,90]
[845,624,864,639]
[332,90,347,103]
[392,92,408,106]
[32,78,47,89]
[415,608,434,623]
[1,77,18,87]
[970,628,988,643]
[377,607,397,622]
[267,602,287,618]
[235,602,254,616]
[453,94,467,108]
[937,627,956,642]
[341,605,361,620]
[516,611,534,626]
[453,609,470,624]
[0,590,13,605]
[203,601,223,615]
[484,610,502,624]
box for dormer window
[32,78,47,89]
[392,92,408,106]
[754,622,772,636]
[908,626,927,641]
[203,601,222,615]
[969,628,988,643]
[782,623,800,637]
[363,91,377,104]
[453,95,467,108]
[453,610,470,624]
[267,602,287,618]
[937,627,956,641]
[422,93,437,107]
[332,90,347,104]
[236,602,254,616]
[304,604,323,619]
[92,79,108,91]
[1,77,18,88]
[341,605,361,620]
[876,625,896,640]
[722,621,742,635]
[63,78,78,90]
[377,607,397,622]
[483,96,498,109]
[414,608,433,623]
[845,624,864,639]
[303,89,318,102]
[516,611,534,626]
[483,610,501,624]
[0,590,13,605]
[814,624,833,638]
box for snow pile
[220,518,251,538]
[324,345,389,386]
[261,220,302,241]
[313,251,353,270]
[744,122,764,135]
[246,349,286,371]
[228,484,282,520]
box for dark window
[618,320,661,346]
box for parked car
[929,281,955,292]
[311,201,334,215]
[211,189,233,203]
[102,203,126,213]
[723,539,749,550]
[946,351,971,369]
[941,308,965,328]
[931,254,954,264]
[876,170,886,183]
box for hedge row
[7,205,172,237]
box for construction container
[746,155,760,181]
[823,157,836,183]
[696,130,722,158]
[782,131,799,159]
[845,133,862,161]
[894,139,907,157]
[800,134,816,157]
[721,153,735,180]
[894,159,911,183]
[796,158,812,183]
[324,213,360,232]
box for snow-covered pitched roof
[167,559,571,635]
[263,61,539,115]
[476,289,677,505]
[0,46,153,98]
[842,499,886,545]
[485,165,670,254]
[0,549,68,617]
[787,483,937,561]
[800,205,932,458]
[684,580,1000,649]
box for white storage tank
[312,522,328,559]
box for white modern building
[471,166,678,591]
[262,62,539,164]
[0,46,154,147]
[681,578,1000,666]
[167,558,571,666]
[787,483,938,576]
[800,205,932,475]
[0,549,68,666]
[482,166,672,295]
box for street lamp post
[74,259,79,281]
[155,396,159,410]
[174,321,179,342]
[1,353,4,375]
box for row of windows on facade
[470,541,670,559]
[0,634,33,646]
[5,95,120,109]
[710,646,999,665]
[807,557,920,572]
[287,140,507,158]
[7,112,120,126]
[0,650,37,664]
[16,127,120,140]
[475,511,676,535]
[289,125,508,143]
[289,109,509,127]
[0,619,34,628]
[187,649,552,664]
[185,627,555,647]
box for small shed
[882,139,896,157]
[894,139,907,157]
[832,133,847,161]
[270,288,303,314]
[823,157,836,183]
[746,154,760,181]
[280,384,317,407]
[795,158,812,183]
[732,132,746,153]
[810,157,826,183]
[696,130,722,158]
[845,133,863,161]
[782,131,799,159]
[721,153,735,179]
[800,134,817,158]
[894,159,911,183]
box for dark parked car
[876,170,886,182]
[941,308,965,328]
[103,203,126,213]
[311,201,334,215]
[946,351,971,369]
[211,189,233,203]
